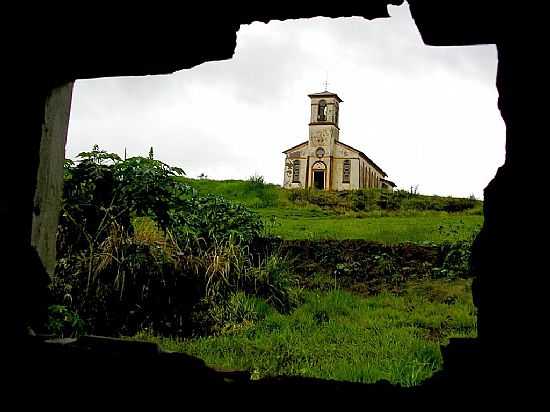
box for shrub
[58,145,189,257]
[207,292,274,335]
[52,227,298,338]
[441,198,477,213]
[432,241,472,279]
[170,194,263,246]
[248,253,301,313]
[47,304,87,338]
[51,146,271,338]
[285,187,481,214]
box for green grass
[130,178,479,386]
[178,177,483,243]
[134,278,476,387]
[179,177,284,209]
[260,209,483,244]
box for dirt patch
[255,239,472,289]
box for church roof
[282,141,308,154]
[338,141,387,177]
[308,91,343,102]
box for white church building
[283,90,395,191]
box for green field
[179,176,483,243]
[132,177,481,385]
[136,278,476,386]
[258,208,482,243]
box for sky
[66,4,504,199]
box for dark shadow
[5,1,528,403]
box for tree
[59,145,188,258]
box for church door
[313,170,325,190]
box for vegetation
[179,175,282,209]
[51,146,282,338]
[136,278,476,386]
[257,209,481,243]
[180,176,482,215]
[48,148,480,387]
[181,176,483,243]
[286,187,481,213]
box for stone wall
[30,82,74,275]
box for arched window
[343,159,351,183]
[292,160,301,182]
[317,100,327,121]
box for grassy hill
[178,177,483,244]
[133,177,480,385]
[179,176,284,209]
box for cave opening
[50,7,503,387]
[8,2,522,399]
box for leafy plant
[432,241,472,279]
[47,304,87,338]
[286,187,481,214]
[170,194,263,246]
[52,146,271,338]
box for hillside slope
[178,177,483,243]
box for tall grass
[51,217,299,338]
[135,278,476,387]
[176,178,483,243]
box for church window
[292,160,301,182]
[317,100,327,121]
[343,159,351,183]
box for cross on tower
[323,73,329,91]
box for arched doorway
[312,161,327,190]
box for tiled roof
[307,91,343,102]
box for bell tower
[308,91,343,155]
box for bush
[285,187,481,214]
[47,304,87,338]
[441,198,477,213]
[170,194,263,246]
[58,145,190,257]
[52,226,298,338]
[207,292,274,335]
[50,146,274,338]
[247,253,301,313]
[432,241,472,279]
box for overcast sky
[66,4,504,199]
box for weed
[134,279,476,387]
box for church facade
[283,91,395,191]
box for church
[283,90,395,191]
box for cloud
[67,4,504,199]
